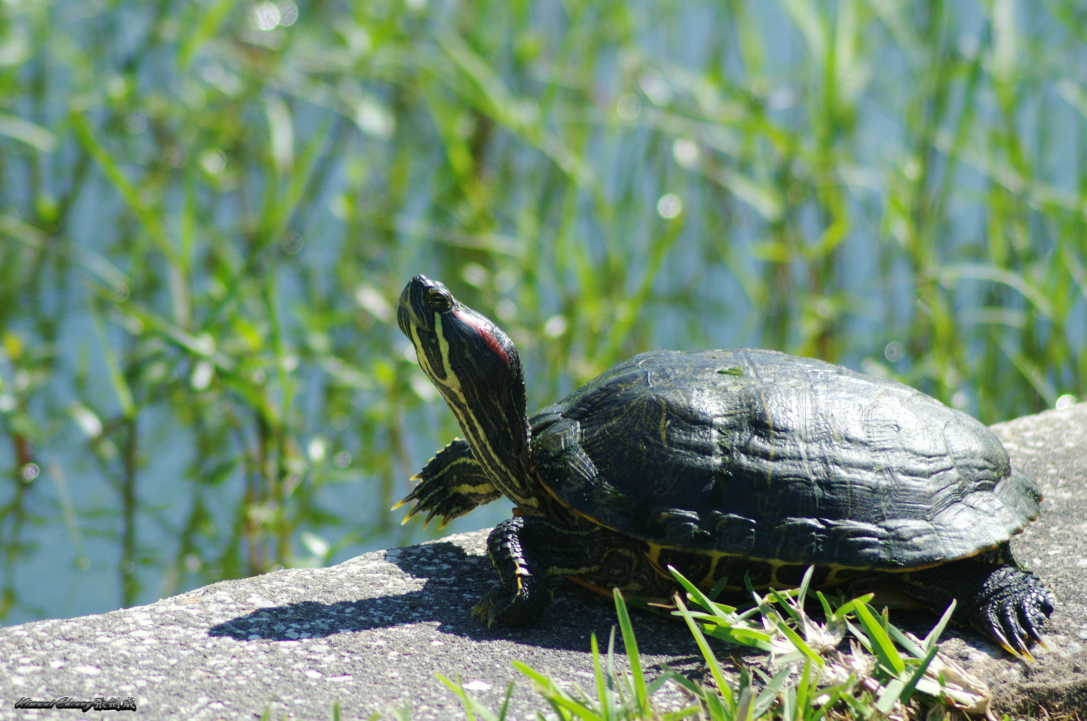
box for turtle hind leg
[898,548,1054,657]
[473,515,664,627]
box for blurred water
[1,0,1083,626]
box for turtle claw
[394,478,477,528]
[396,439,502,528]
[999,605,1031,658]
[471,581,550,627]
[470,591,499,628]
[903,559,1053,659]
[1022,591,1051,650]
[976,570,1053,659]
[987,615,1035,660]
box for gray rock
[980,405,1087,716]
[0,404,1084,719]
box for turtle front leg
[898,547,1054,657]
[473,515,662,627]
[393,439,501,528]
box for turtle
[394,274,1054,656]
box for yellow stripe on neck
[411,317,536,509]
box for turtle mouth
[396,303,416,337]
[397,275,431,335]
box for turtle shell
[529,349,1040,574]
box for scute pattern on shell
[530,349,1040,570]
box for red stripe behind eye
[454,310,510,366]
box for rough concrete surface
[0,404,1084,720]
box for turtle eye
[425,287,452,312]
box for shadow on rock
[208,539,720,664]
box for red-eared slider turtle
[395,275,1053,656]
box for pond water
[1,0,1083,626]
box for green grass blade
[898,643,941,704]
[883,621,925,660]
[590,633,609,721]
[263,94,294,175]
[780,683,796,721]
[89,299,135,419]
[876,677,907,715]
[513,661,599,721]
[436,674,500,721]
[796,565,815,606]
[711,626,776,651]
[768,588,803,624]
[495,682,514,721]
[767,611,825,669]
[830,592,874,621]
[511,661,553,690]
[0,113,57,152]
[69,110,177,265]
[814,590,835,618]
[921,600,957,652]
[734,684,755,721]
[672,594,735,710]
[793,657,813,717]
[708,574,732,601]
[612,588,649,715]
[844,618,872,652]
[606,626,619,711]
[178,0,234,67]
[852,601,905,676]
[753,665,793,718]
[666,565,726,615]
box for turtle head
[398,275,537,509]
